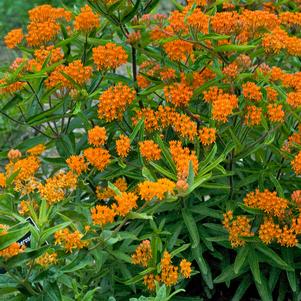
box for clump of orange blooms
[4,29,23,49]
[66,155,88,175]
[139,140,161,161]
[35,252,58,267]
[93,43,128,70]
[74,5,100,32]
[132,240,152,267]
[98,83,136,121]
[84,147,111,171]
[88,126,107,147]
[198,127,216,145]
[138,178,176,201]
[54,228,88,252]
[116,135,131,158]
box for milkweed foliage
[1,0,301,300]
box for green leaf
[122,0,141,22]
[182,209,200,248]
[214,44,256,53]
[248,248,261,284]
[234,246,249,274]
[40,222,71,243]
[0,225,30,250]
[127,212,153,220]
[129,118,144,143]
[149,161,177,181]
[255,244,293,271]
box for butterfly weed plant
[1,0,301,300]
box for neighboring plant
[1,0,301,300]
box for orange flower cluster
[132,240,152,267]
[262,27,301,56]
[0,78,25,94]
[91,205,116,226]
[74,5,100,32]
[138,247,191,290]
[0,173,6,188]
[204,87,238,122]
[223,211,254,248]
[88,126,107,147]
[0,242,25,259]
[27,144,46,156]
[242,82,262,102]
[84,147,111,171]
[169,141,198,178]
[134,106,198,141]
[138,178,176,201]
[292,190,301,207]
[163,40,193,62]
[164,81,193,107]
[292,151,301,175]
[35,252,58,267]
[116,135,131,158]
[18,199,38,216]
[98,83,136,121]
[267,104,284,123]
[38,171,77,204]
[199,127,216,145]
[259,218,281,245]
[93,43,128,70]
[245,105,262,126]
[26,5,71,47]
[46,60,92,89]
[139,140,161,161]
[27,46,64,71]
[96,178,128,200]
[4,28,23,49]
[187,9,209,33]
[66,155,88,175]
[113,192,138,216]
[54,228,88,252]
[244,189,288,217]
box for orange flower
[4,28,23,48]
[66,155,88,175]
[287,92,301,108]
[277,226,298,247]
[292,151,301,175]
[244,105,262,126]
[6,156,40,181]
[180,259,192,278]
[116,135,131,158]
[242,82,262,102]
[267,104,285,123]
[27,144,46,156]
[46,60,92,89]
[0,242,25,259]
[35,252,58,267]
[144,273,161,291]
[199,127,216,145]
[93,43,128,70]
[266,86,278,102]
[169,140,198,178]
[139,140,161,161]
[74,5,100,32]
[0,173,6,188]
[132,240,152,267]
[54,229,88,252]
[91,205,116,226]
[88,126,107,147]
[163,40,194,62]
[164,81,193,107]
[187,8,209,33]
[160,251,178,286]
[212,92,238,122]
[38,171,77,204]
[113,192,138,216]
[84,147,110,171]
[96,178,128,200]
[259,218,281,244]
[223,212,254,248]
[244,189,288,217]
[138,178,176,201]
[291,190,301,206]
[98,83,136,121]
